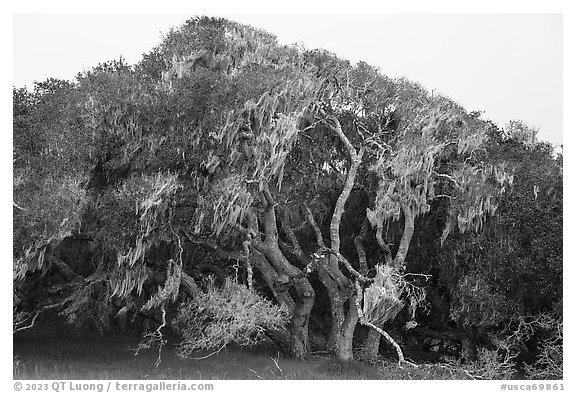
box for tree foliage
[13,16,561,377]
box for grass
[14,333,387,379]
[13,330,471,380]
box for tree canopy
[13,16,562,379]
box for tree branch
[324,116,359,160]
[432,171,460,187]
[319,247,372,284]
[180,271,201,297]
[354,218,369,276]
[326,122,363,252]
[179,230,245,261]
[262,183,275,207]
[354,281,407,364]
[324,116,364,286]
[51,256,85,283]
[375,224,393,265]
[260,185,280,246]
[242,240,253,290]
[243,209,266,251]
[13,201,28,211]
[14,301,63,334]
[303,205,326,249]
[393,204,415,269]
[278,207,303,257]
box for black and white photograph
[10,5,566,388]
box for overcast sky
[13,13,562,145]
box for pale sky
[13,13,562,145]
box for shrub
[524,317,563,380]
[173,277,289,358]
[467,346,517,380]
[432,347,516,380]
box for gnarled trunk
[317,263,345,352]
[245,188,316,358]
[251,247,315,358]
[321,118,365,361]
[289,277,315,356]
[355,219,381,358]
[336,300,359,361]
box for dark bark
[148,268,201,298]
[193,264,225,285]
[375,224,393,265]
[411,326,477,361]
[51,256,84,283]
[250,249,294,309]
[179,271,201,297]
[363,329,381,359]
[355,218,381,358]
[289,277,315,356]
[243,190,316,358]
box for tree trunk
[355,218,381,358]
[362,328,381,359]
[375,224,393,265]
[321,117,364,361]
[251,250,295,309]
[258,245,316,358]
[317,263,345,352]
[411,326,477,361]
[252,252,313,358]
[393,205,415,268]
[288,277,315,357]
[245,191,316,358]
[336,299,359,361]
[354,281,406,363]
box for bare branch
[323,116,359,161]
[134,304,168,368]
[432,171,460,187]
[299,119,323,133]
[270,351,283,374]
[303,205,326,248]
[190,343,227,361]
[354,218,369,275]
[13,201,28,211]
[354,281,411,365]
[14,302,63,334]
[242,240,253,290]
[375,224,393,265]
[262,183,274,207]
[319,247,371,284]
[14,311,42,333]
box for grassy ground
[13,332,471,380]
